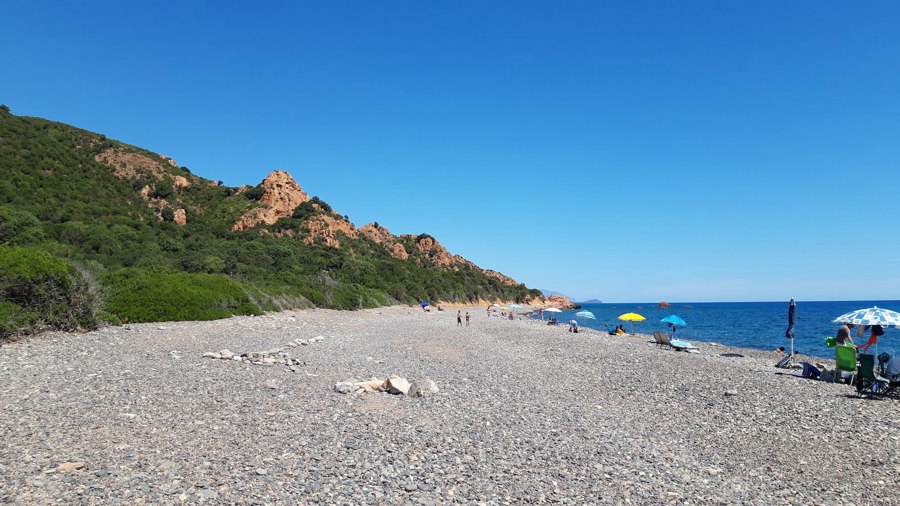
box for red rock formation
[544,295,577,310]
[95,148,191,188]
[232,171,310,231]
[483,269,518,287]
[411,235,457,268]
[359,223,409,260]
[173,209,187,226]
[301,214,358,248]
[137,185,187,226]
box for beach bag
[801,362,821,380]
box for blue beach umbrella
[421,301,430,308]
[660,315,687,327]
[575,310,596,319]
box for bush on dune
[0,245,102,339]
[103,268,262,323]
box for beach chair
[856,353,890,397]
[834,344,858,385]
[658,331,697,352]
[651,331,666,346]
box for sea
[530,300,900,360]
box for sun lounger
[657,331,697,352]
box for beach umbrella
[421,301,430,308]
[832,306,900,327]
[575,310,596,319]
[617,312,646,334]
[545,307,562,313]
[660,314,686,327]
[775,297,797,367]
[783,299,796,365]
[832,306,900,356]
[660,314,686,335]
[509,304,523,309]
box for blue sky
[3,1,900,302]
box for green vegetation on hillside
[0,106,541,339]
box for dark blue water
[534,300,900,359]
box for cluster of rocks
[334,375,439,397]
[201,335,325,371]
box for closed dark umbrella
[784,298,796,361]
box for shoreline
[1,305,897,504]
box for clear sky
[3,1,899,303]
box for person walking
[465,312,470,326]
[457,310,463,327]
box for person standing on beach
[836,323,855,346]
[465,312,470,326]
[457,310,463,327]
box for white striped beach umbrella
[832,306,900,327]
[575,310,596,319]
[833,306,900,357]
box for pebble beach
[1,305,899,505]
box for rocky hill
[0,105,543,333]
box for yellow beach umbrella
[617,312,646,334]
[500,306,508,311]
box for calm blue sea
[533,300,900,360]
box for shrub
[0,205,45,245]
[0,245,102,338]
[103,268,262,322]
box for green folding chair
[856,353,890,396]
[834,344,857,385]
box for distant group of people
[456,310,470,327]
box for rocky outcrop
[404,234,475,271]
[229,171,524,285]
[302,214,358,248]
[95,148,190,188]
[173,208,187,226]
[359,223,409,260]
[543,295,577,310]
[138,185,188,226]
[483,269,518,287]
[232,171,310,231]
